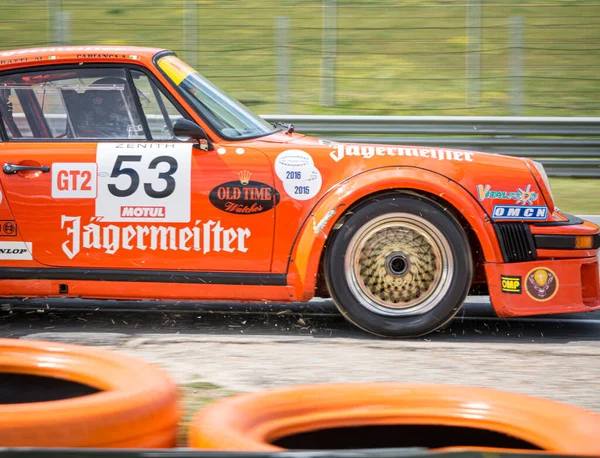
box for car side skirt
[0,267,287,286]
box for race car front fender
[287,166,503,301]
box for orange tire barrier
[188,382,600,455]
[0,338,180,448]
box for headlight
[531,160,556,209]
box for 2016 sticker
[274,150,322,201]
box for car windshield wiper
[272,121,295,135]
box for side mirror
[173,119,214,151]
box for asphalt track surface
[2,217,599,341]
[1,296,599,343]
[3,217,599,342]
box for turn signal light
[575,236,594,249]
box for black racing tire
[325,194,473,338]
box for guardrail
[8,114,600,177]
[261,115,600,178]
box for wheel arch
[287,167,501,301]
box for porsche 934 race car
[0,46,598,337]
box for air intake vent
[493,223,537,263]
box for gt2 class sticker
[501,275,522,294]
[209,171,280,215]
[275,150,322,201]
[329,145,474,163]
[476,184,538,205]
[0,241,32,260]
[61,216,251,259]
[95,143,192,222]
[52,163,97,198]
[492,205,548,220]
[525,268,558,302]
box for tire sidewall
[325,194,472,337]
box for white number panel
[95,143,192,222]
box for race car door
[0,65,275,272]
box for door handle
[3,163,50,174]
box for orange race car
[0,46,598,338]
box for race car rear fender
[287,167,503,301]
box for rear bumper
[485,255,600,317]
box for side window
[131,70,185,140]
[0,68,146,140]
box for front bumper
[486,214,600,317]
[486,256,600,317]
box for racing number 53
[108,155,178,199]
[95,143,192,223]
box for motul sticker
[0,241,32,260]
[120,206,166,218]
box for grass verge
[549,178,599,215]
[177,381,238,447]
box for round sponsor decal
[3,221,16,235]
[274,149,313,178]
[274,150,322,201]
[525,267,559,302]
[209,175,280,215]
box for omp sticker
[0,241,32,260]
[52,163,97,199]
[274,150,322,201]
[95,143,192,222]
[492,205,548,220]
[501,275,522,294]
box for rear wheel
[325,194,472,337]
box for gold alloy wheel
[344,213,454,316]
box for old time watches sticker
[525,267,558,301]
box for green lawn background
[1,0,598,212]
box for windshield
[156,55,275,140]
